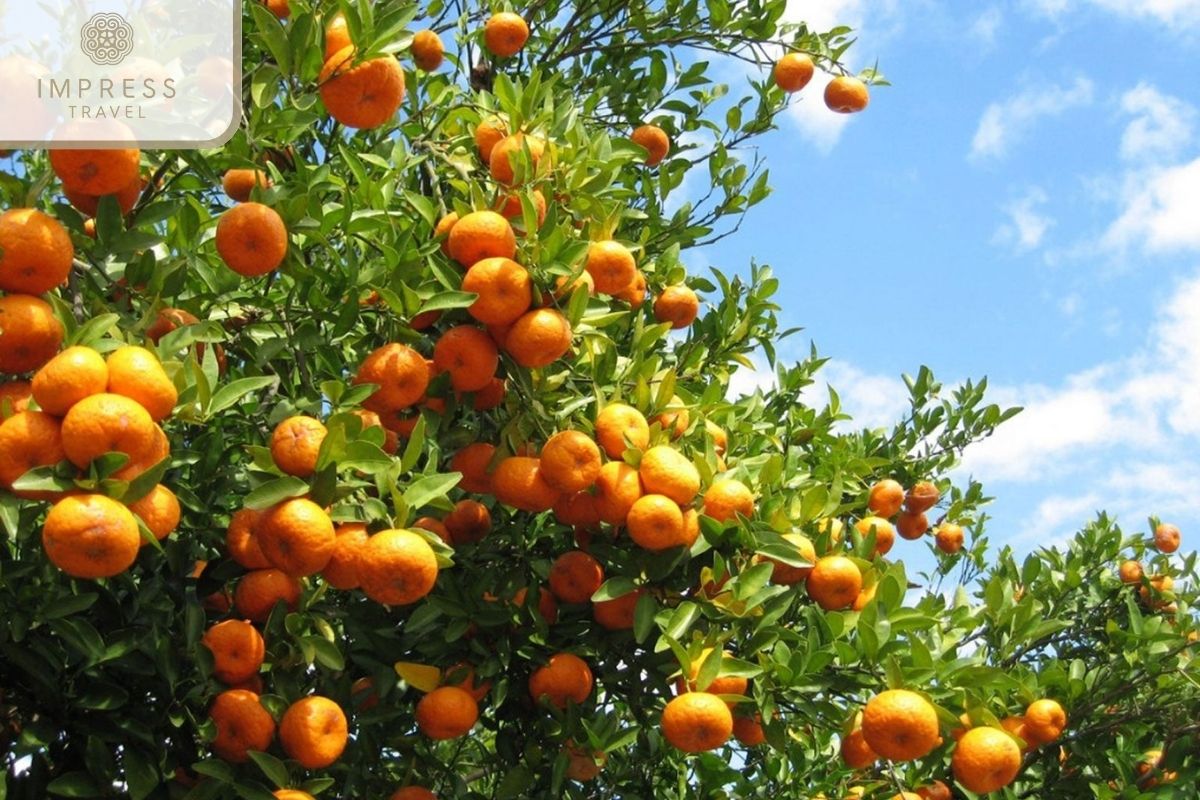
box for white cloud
[1119,83,1197,163]
[784,70,853,155]
[993,187,1055,251]
[1027,0,1200,27]
[969,7,1004,47]
[969,77,1094,161]
[1101,156,1200,254]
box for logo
[80,13,135,66]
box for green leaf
[46,772,101,797]
[207,377,279,417]
[633,591,658,643]
[592,577,637,602]
[66,314,119,347]
[402,472,462,513]
[40,593,99,621]
[246,751,289,789]
[123,749,159,800]
[417,291,477,315]
[243,477,311,510]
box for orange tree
[0,1,1197,798]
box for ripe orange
[703,478,754,522]
[433,211,459,256]
[627,494,687,551]
[676,649,747,697]
[662,692,732,752]
[656,395,690,438]
[861,689,941,762]
[496,188,547,228]
[450,442,496,494]
[0,380,32,415]
[593,461,643,525]
[631,124,670,166]
[256,498,335,577]
[951,726,1022,793]
[905,481,940,513]
[319,47,405,129]
[483,12,530,58]
[733,713,766,746]
[825,75,870,113]
[593,587,644,630]
[475,117,507,161]
[505,308,572,368]
[31,346,107,416]
[60,392,157,469]
[806,556,863,611]
[127,484,181,541]
[897,510,928,540]
[411,516,450,545]
[42,494,141,579]
[868,479,904,517]
[321,522,370,590]
[768,533,817,585]
[222,169,271,203]
[448,210,517,268]
[64,174,144,217]
[216,202,288,277]
[226,508,270,569]
[529,652,593,708]
[540,430,602,493]
[935,523,964,554]
[1136,749,1177,787]
[555,491,601,529]
[279,696,348,769]
[411,30,444,70]
[106,345,178,422]
[462,257,533,325]
[1154,523,1180,553]
[489,133,545,186]
[914,780,952,800]
[653,285,700,329]
[358,529,439,605]
[416,686,478,739]
[202,619,266,684]
[234,568,302,622]
[841,727,878,768]
[50,147,140,195]
[210,689,275,763]
[1024,699,1067,745]
[565,743,606,781]
[585,240,637,295]
[614,270,648,308]
[443,662,491,702]
[1118,559,1144,584]
[0,293,64,374]
[263,0,290,18]
[595,402,650,458]
[491,456,560,512]
[354,343,430,416]
[549,550,604,603]
[444,499,492,545]
[774,53,814,92]
[856,516,896,556]
[269,416,327,478]
[0,209,74,295]
[391,788,436,800]
[433,326,498,394]
[639,445,700,505]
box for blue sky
[700,0,1200,558]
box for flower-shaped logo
[80,13,135,66]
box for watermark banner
[0,0,241,148]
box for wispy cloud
[1025,0,1200,27]
[1101,156,1200,254]
[1118,83,1197,164]
[969,7,1004,48]
[993,187,1055,251]
[969,77,1094,161]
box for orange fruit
[627,494,687,551]
[416,686,478,739]
[462,257,532,325]
[321,522,370,590]
[825,75,870,113]
[614,271,647,308]
[904,481,939,513]
[358,529,438,605]
[263,0,290,18]
[323,13,352,60]
[489,133,545,186]
[593,587,643,630]
[448,210,516,268]
[60,392,157,469]
[505,308,572,368]
[411,30,444,70]
[222,169,271,203]
[549,550,604,604]
[64,174,144,217]
[412,516,451,544]
[1118,559,1144,584]
[433,211,459,255]
[319,46,405,130]
[704,420,728,455]
[852,583,878,611]
[256,498,335,577]
[661,692,732,752]
[593,461,643,525]
[433,325,499,393]
[226,508,270,569]
[868,479,904,517]
[540,431,602,493]
[443,662,491,702]
[216,202,288,277]
[354,343,430,415]
[475,117,507,162]
[841,727,878,768]
[111,422,169,481]
[773,53,814,92]
[234,568,302,622]
[951,726,1022,794]
[279,696,348,769]
[585,240,637,295]
[861,689,941,762]
[512,584,558,625]
[350,408,398,454]
[50,147,140,195]
[105,345,177,422]
[914,781,952,800]
[0,293,64,374]
[1154,522,1180,553]
[483,12,530,58]
[274,791,314,800]
[496,188,547,228]
[491,455,560,512]
[896,510,928,540]
[653,284,699,329]
[631,124,670,166]
[676,649,747,697]
[210,689,275,763]
[529,652,593,708]
[1024,699,1066,745]
[42,494,141,579]
[656,395,690,438]
[444,499,492,544]
[202,619,266,684]
[565,743,606,781]
[451,442,496,494]
[595,402,649,458]
[703,478,754,522]
[806,555,863,611]
[856,516,896,556]
[733,713,766,746]
[270,416,327,478]
[0,380,32,415]
[127,484,181,541]
[31,346,108,416]
[767,533,817,585]
[391,788,436,800]
[0,209,74,295]
[935,523,964,554]
[639,445,700,505]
